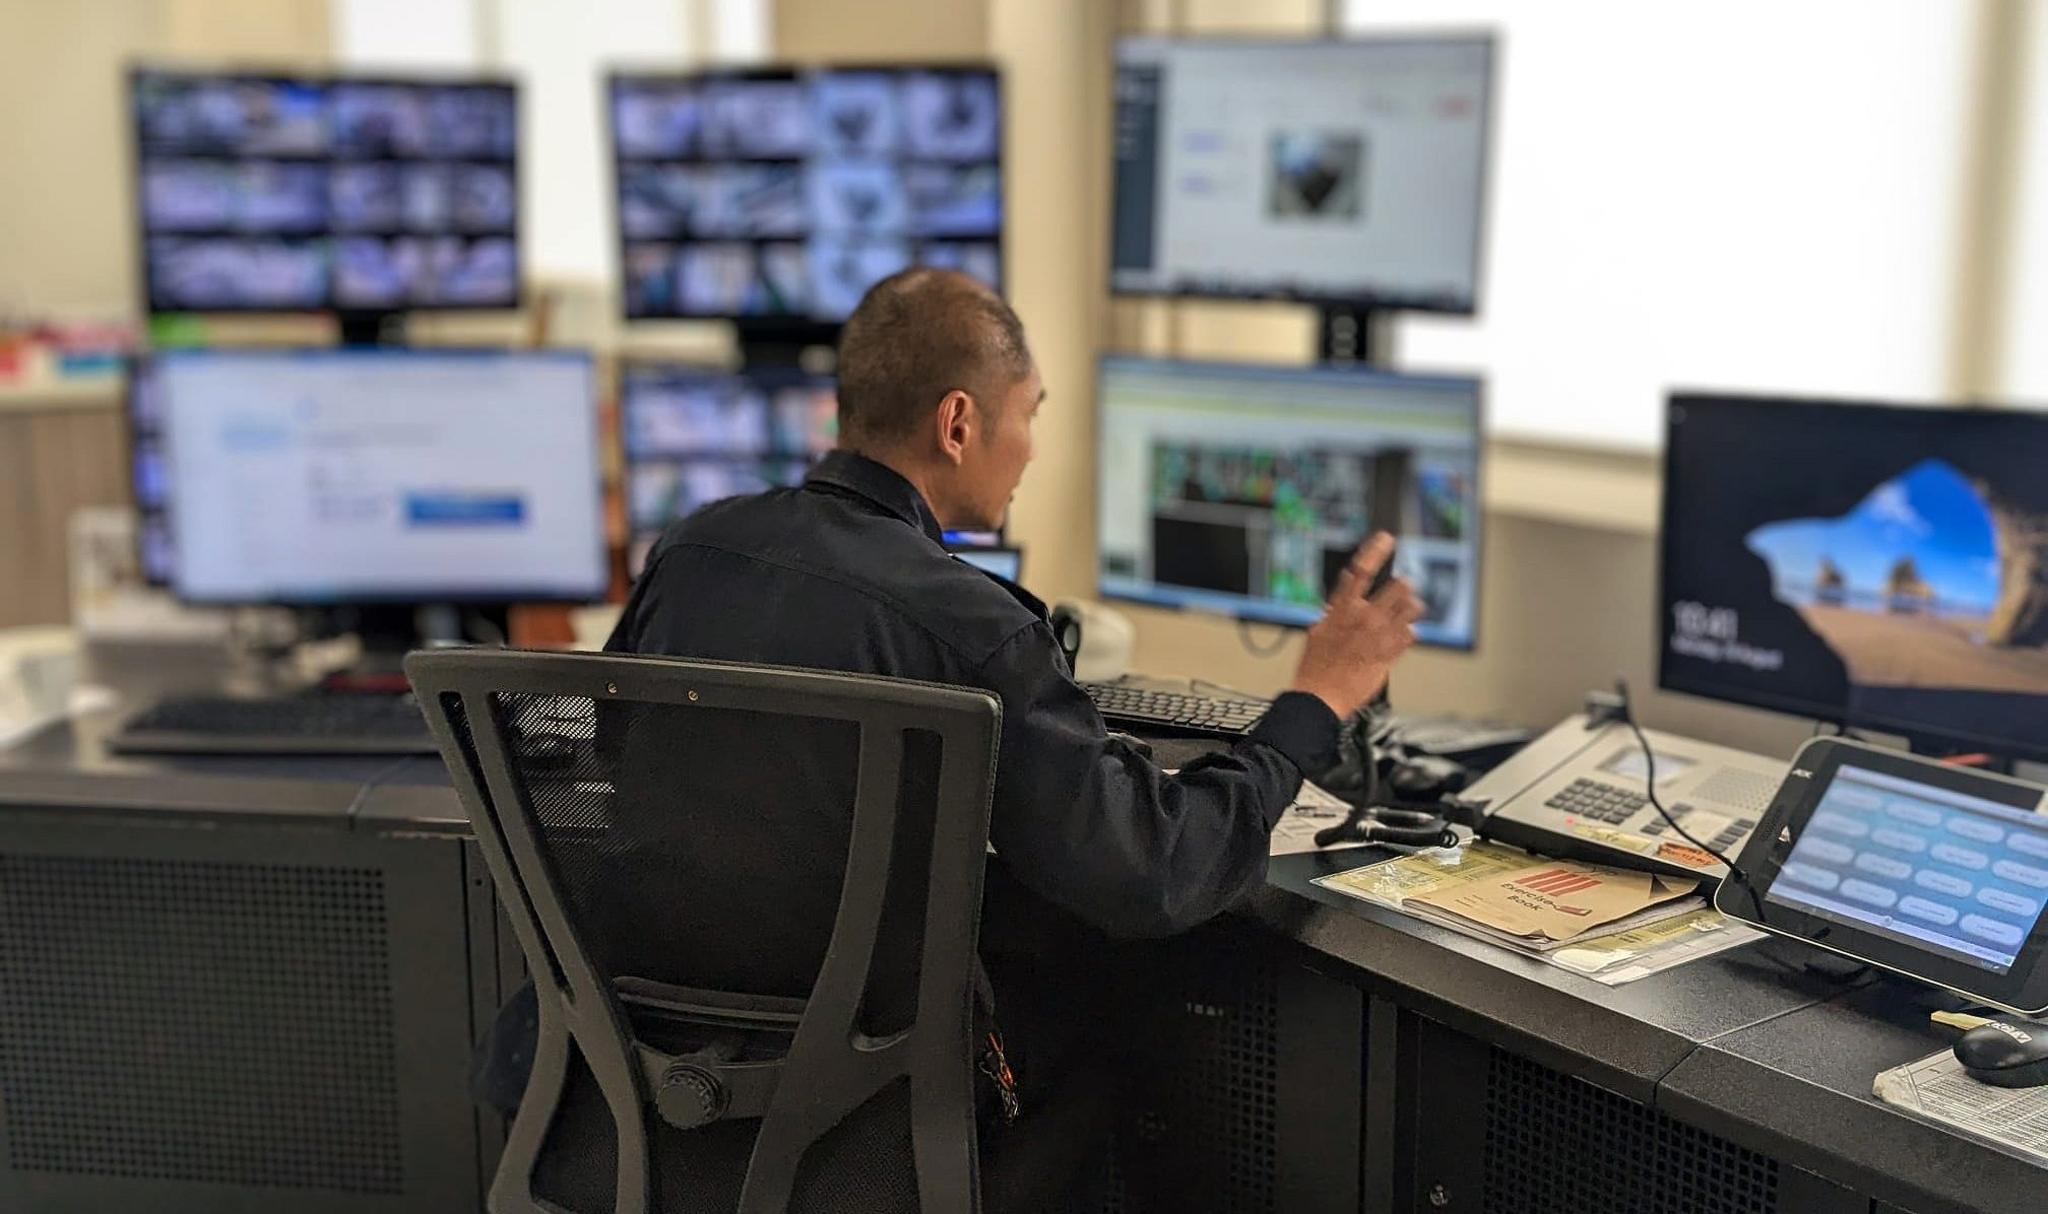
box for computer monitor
[131,70,520,313]
[619,362,839,574]
[139,349,604,603]
[608,66,1002,326]
[1662,393,2048,761]
[1110,35,1493,313]
[1096,356,1484,648]
[950,545,1023,583]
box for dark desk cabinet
[0,729,489,1214]
[1249,852,2031,1214]
[1111,926,1364,1214]
[1,721,2039,1214]
[1402,1011,1865,1214]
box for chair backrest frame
[407,649,1003,1214]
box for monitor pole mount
[338,309,406,348]
[1318,305,1392,367]
[733,319,837,372]
[310,602,510,692]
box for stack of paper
[1314,841,1763,984]
[1875,1047,2048,1165]
[1401,858,1701,953]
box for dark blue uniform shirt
[606,450,1340,944]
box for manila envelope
[1407,859,1700,944]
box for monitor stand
[338,309,406,348]
[1318,305,1393,366]
[313,603,509,695]
[734,318,838,372]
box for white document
[1269,781,1372,856]
[1874,1047,2048,1165]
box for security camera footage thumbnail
[611,68,1001,323]
[1662,394,2048,759]
[1097,357,1483,648]
[1268,132,1365,219]
[132,71,519,312]
[619,363,839,575]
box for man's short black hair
[835,268,1032,448]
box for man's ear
[934,389,974,466]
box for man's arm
[977,533,1423,939]
[976,621,1339,938]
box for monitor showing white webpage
[152,349,606,603]
[1110,35,1493,311]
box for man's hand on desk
[1289,532,1424,720]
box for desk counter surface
[0,719,2038,1213]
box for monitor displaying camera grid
[133,70,519,312]
[610,66,1001,323]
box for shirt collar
[804,450,947,544]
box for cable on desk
[1236,618,1291,658]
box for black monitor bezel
[1104,31,1498,317]
[1717,736,2048,1015]
[128,65,524,318]
[606,62,1005,331]
[1657,389,2048,764]
[1091,352,1487,651]
[136,346,608,607]
[122,353,174,590]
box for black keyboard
[110,694,437,757]
[1081,681,1271,737]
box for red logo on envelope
[1513,869,1601,897]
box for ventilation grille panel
[1695,768,1780,816]
[1159,958,1279,1213]
[1483,1048,1779,1214]
[0,854,404,1194]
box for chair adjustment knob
[655,1063,729,1130]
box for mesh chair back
[407,649,1002,1214]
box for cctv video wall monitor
[131,70,520,314]
[1661,393,2048,762]
[134,349,605,604]
[619,362,839,574]
[1096,356,1484,649]
[1110,35,1493,313]
[608,66,1002,332]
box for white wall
[494,0,691,287]
[333,0,478,68]
[2000,1,2048,405]
[1349,0,1978,447]
[707,0,768,61]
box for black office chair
[409,649,1099,1214]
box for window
[1347,1,1976,446]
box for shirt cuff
[1244,691,1341,782]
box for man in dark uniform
[605,267,1422,1125]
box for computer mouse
[1953,1019,2048,1088]
[1107,731,1154,761]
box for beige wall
[989,0,1112,602]
[772,0,988,60]
[0,0,331,318]
[0,0,161,315]
[162,0,332,61]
